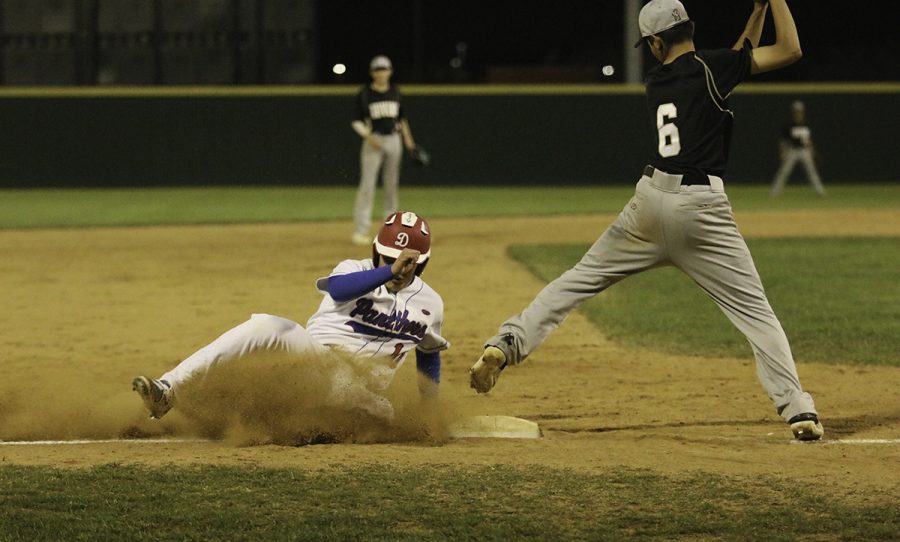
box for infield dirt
[1,210,898,503]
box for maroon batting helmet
[372,211,431,275]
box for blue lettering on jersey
[348,298,427,340]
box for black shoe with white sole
[789,412,824,441]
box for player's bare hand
[391,248,420,277]
[366,135,383,150]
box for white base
[447,415,542,439]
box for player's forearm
[327,266,395,302]
[733,1,768,50]
[768,0,801,61]
[416,350,440,399]
[351,120,371,138]
[749,0,801,74]
[771,0,803,64]
[400,119,415,147]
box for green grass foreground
[1,464,897,542]
[1,184,897,228]
[509,237,900,366]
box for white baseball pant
[160,313,394,419]
[770,148,825,196]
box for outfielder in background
[770,100,825,196]
[134,211,447,424]
[350,55,417,246]
[470,0,825,441]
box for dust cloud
[0,351,462,446]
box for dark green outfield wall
[0,86,896,187]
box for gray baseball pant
[770,148,825,196]
[353,133,402,236]
[487,168,817,421]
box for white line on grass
[822,439,900,445]
[786,438,900,445]
[0,438,210,446]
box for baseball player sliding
[134,211,447,422]
[350,55,417,246]
[470,0,824,441]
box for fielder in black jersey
[471,0,824,441]
[356,84,404,137]
[645,41,752,181]
[350,55,417,245]
[770,100,825,196]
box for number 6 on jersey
[656,103,681,157]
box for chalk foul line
[819,439,900,445]
[0,437,898,446]
[0,438,211,446]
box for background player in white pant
[470,0,824,441]
[350,55,417,246]
[770,100,825,196]
[134,211,447,422]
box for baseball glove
[410,145,431,167]
[469,346,507,394]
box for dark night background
[0,0,891,86]
[316,0,894,84]
[1,0,897,187]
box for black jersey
[645,40,752,178]
[781,122,812,148]
[355,84,405,135]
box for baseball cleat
[132,376,174,419]
[789,413,824,441]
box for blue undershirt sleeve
[416,350,441,398]
[327,265,395,302]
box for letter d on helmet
[373,211,432,275]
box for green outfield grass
[509,237,900,366]
[1,464,896,542]
[0,184,897,228]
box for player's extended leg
[353,140,385,241]
[160,313,324,389]
[769,150,800,196]
[486,178,667,364]
[134,313,322,418]
[798,148,826,196]
[380,134,403,220]
[671,192,819,428]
